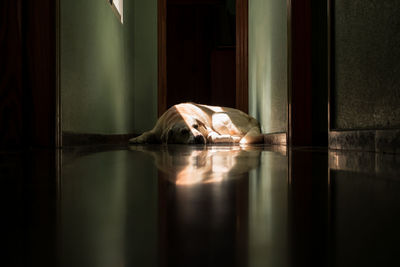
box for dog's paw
[207,132,235,143]
[129,136,140,144]
[129,135,147,144]
[232,136,242,143]
[129,131,159,144]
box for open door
[158,0,248,117]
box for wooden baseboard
[263,132,287,145]
[62,132,139,147]
[329,129,400,153]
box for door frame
[157,0,249,117]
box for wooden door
[158,0,248,116]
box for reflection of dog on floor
[129,145,261,185]
[129,103,263,144]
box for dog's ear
[195,118,211,137]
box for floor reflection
[2,146,400,266]
[328,151,400,267]
[130,145,263,185]
[146,145,266,267]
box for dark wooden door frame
[235,0,248,113]
[56,0,62,148]
[157,0,249,117]
[158,0,167,118]
[288,0,313,147]
[0,0,60,148]
[287,0,292,146]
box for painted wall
[61,0,157,135]
[332,0,400,130]
[132,0,158,133]
[249,0,287,134]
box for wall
[132,0,158,132]
[332,0,400,130]
[248,0,287,134]
[61,0,157,135]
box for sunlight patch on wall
[249,0,287,134]
[110,0,123,23]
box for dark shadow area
[2,146,400,266]
[166,0,236,109]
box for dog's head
[161,120,207,144]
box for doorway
[158,0,248,117]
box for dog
[129,103,263,144]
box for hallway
[3,145,400,266]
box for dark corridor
[166,0,236,109]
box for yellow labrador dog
[129,103,263,144]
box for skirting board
[329,129,400,153]
[62,132,139,147]
[263,132,287,145]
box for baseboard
[329,129,400,153]
[263,132,287,145]
[62,132,139,147]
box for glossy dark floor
[2,145,400,267]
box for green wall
[249,0,287,134]
[132,0,158,132]
[61,0,157,135]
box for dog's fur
[129,103,263,144]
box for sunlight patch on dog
[129,103,263,144]
[175,105,192,129]
[211,113,240,135]
[175,105,203,136]
[203,106,224,113]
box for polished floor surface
[2,145,400,267]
